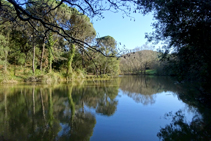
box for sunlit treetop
[0,0,139,57]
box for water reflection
[157,110,211,140]
[119,76,211,140]
[158,87,211,141]
[120,76,178,105]
[0,77,210,140]
[0,79,120,140]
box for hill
[119,50,162,75]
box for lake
[0,76,210,141]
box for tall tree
[96,36,119,75]
[1,0,137,57]
[0,33,9,73]
[66,44,76,77]
[138,0,211,82]
[47,32,56,73]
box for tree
[0,33,9,73]
[47,32,56,73]
[157,110,211,141]
[119,49,159,75]
[96,36,119,75]
[65,8,96,70]
[138,0,211,82]
[66,44,76,77]
[1,0,137,57]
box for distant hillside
[119,50,162,74]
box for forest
[1,1,211,140]
[0,0,121,83]
[0,0,211,89]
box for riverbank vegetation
[1,0,211,92]
[0,1,211,140]
[0,0,120,83]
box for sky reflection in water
[0,76,206,141]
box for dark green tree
[157,110,211,141]
[1,0,136,57]
[138,0,211,83]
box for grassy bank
[145,69,157,75]
[0,66,117,84]
[120,69,158,75]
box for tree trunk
[49,56,52,73]
[24,53,27,74]
[40,37,46,71]
[48,34,53,73]
[14,58,17,76]
[66,44,75,77]
[32,33,35,74]
[4,33,9,73]
[104,51,108,74]
[4,50,8,72]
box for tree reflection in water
[158,110,211,141]
[157,83,211,141]
[120,76,177,105]
[0,79,120,140]
[0,77,210,140]
[119,76,211,140]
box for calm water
[0,76,210,141]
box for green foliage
[66,44,76,76]
[47,32,57,73]
[35,69,44,76]
[139,0,211,82]
[90,36,119,76]
[0,34,10,72]
[96,36,117,53]
[145,69,156,75]
[100,74,109,78]
[0,0,119,83]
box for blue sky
[92,11,156,51]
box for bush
[100,74,109,78]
